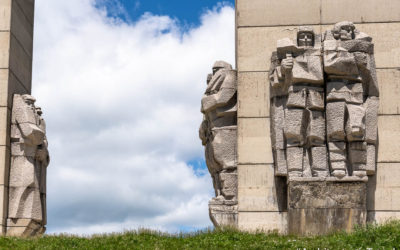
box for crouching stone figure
[199,61,238,227]
[7,94,49,236]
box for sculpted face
[297,31,314,47]
[339,25,354,41]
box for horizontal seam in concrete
[238,68,399,73]
[14,1,34,27]
[367,210,400,212]
[238,71,269,73]
[378,114,400,116]
[289,208,365,210]
[238,163,274,165]
[377,161,400,164]
[238,117,269,119]
[237,20,400,29]
[239,211,287,213]
[238,116,270,119]
[0,30,11,33]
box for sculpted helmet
[332,21,355,40]
[213,61,232,71]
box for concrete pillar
[0,0,34,234]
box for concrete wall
[0,0,34,234]
[236,0,400,232]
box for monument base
[209,199,238,228]
[288,177,367,236]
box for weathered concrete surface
[209,200,238,228]
[288,180,367,235]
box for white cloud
[32,0,235,234]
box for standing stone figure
[199,61,238,227]
[323,21,379,178]
[270,27,328,178]
[7,94,49,236]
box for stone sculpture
[269,22,379,235]
[7,94,49,236]
[270,27,328,178]
[323,21,379,178]
[270,22,378,180]
[199,61,238,227]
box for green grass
[0,221,399,249]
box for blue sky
[96,0,235,25]
[32,0,235,234]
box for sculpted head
[22,94,36,109]
[333,21,355,41]
[212,61,232,75]
[297,26,314,48]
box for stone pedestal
[209,199,238,227]
[288,177,367,235]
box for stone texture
[238,164,286,212]
[237,25,320,72]
[238,212,287,233]
[367,212,400,224]
[0,146,9,185]
[238,72,269,118]
[0,107,10,147]
[238,118,273,164]
[367,163,400,211]
[14,0,34,26]
[377,69,400,115]
[0,32,10,68]
[321,0,400,24]
[288,180,367,235]
[0,0,12,31]
[8,94,49,236]
[321,23,400,69]
[9,34,32,91]
[236,0,320,27]
[377,116,400,163]
[209,200,237,228]
[10,0,33,57]
[0,185,8,223]
[200,61,238,227]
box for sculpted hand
[281,58,294,71]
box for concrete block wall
[236,0,400,232]
[0,0,34,233]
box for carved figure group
[270,22,379,179]
[8,94,49,236]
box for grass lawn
[0,221,399,249]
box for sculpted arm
[201,72,236,113]
[17,122,45,145]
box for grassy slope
[0,221,399,249]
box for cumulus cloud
[32,0,235,234]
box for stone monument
[199,61,238,227]
[269,22,378,235]
[0,0,49,236]
[201,0,400,235]
[7,94,49,236]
